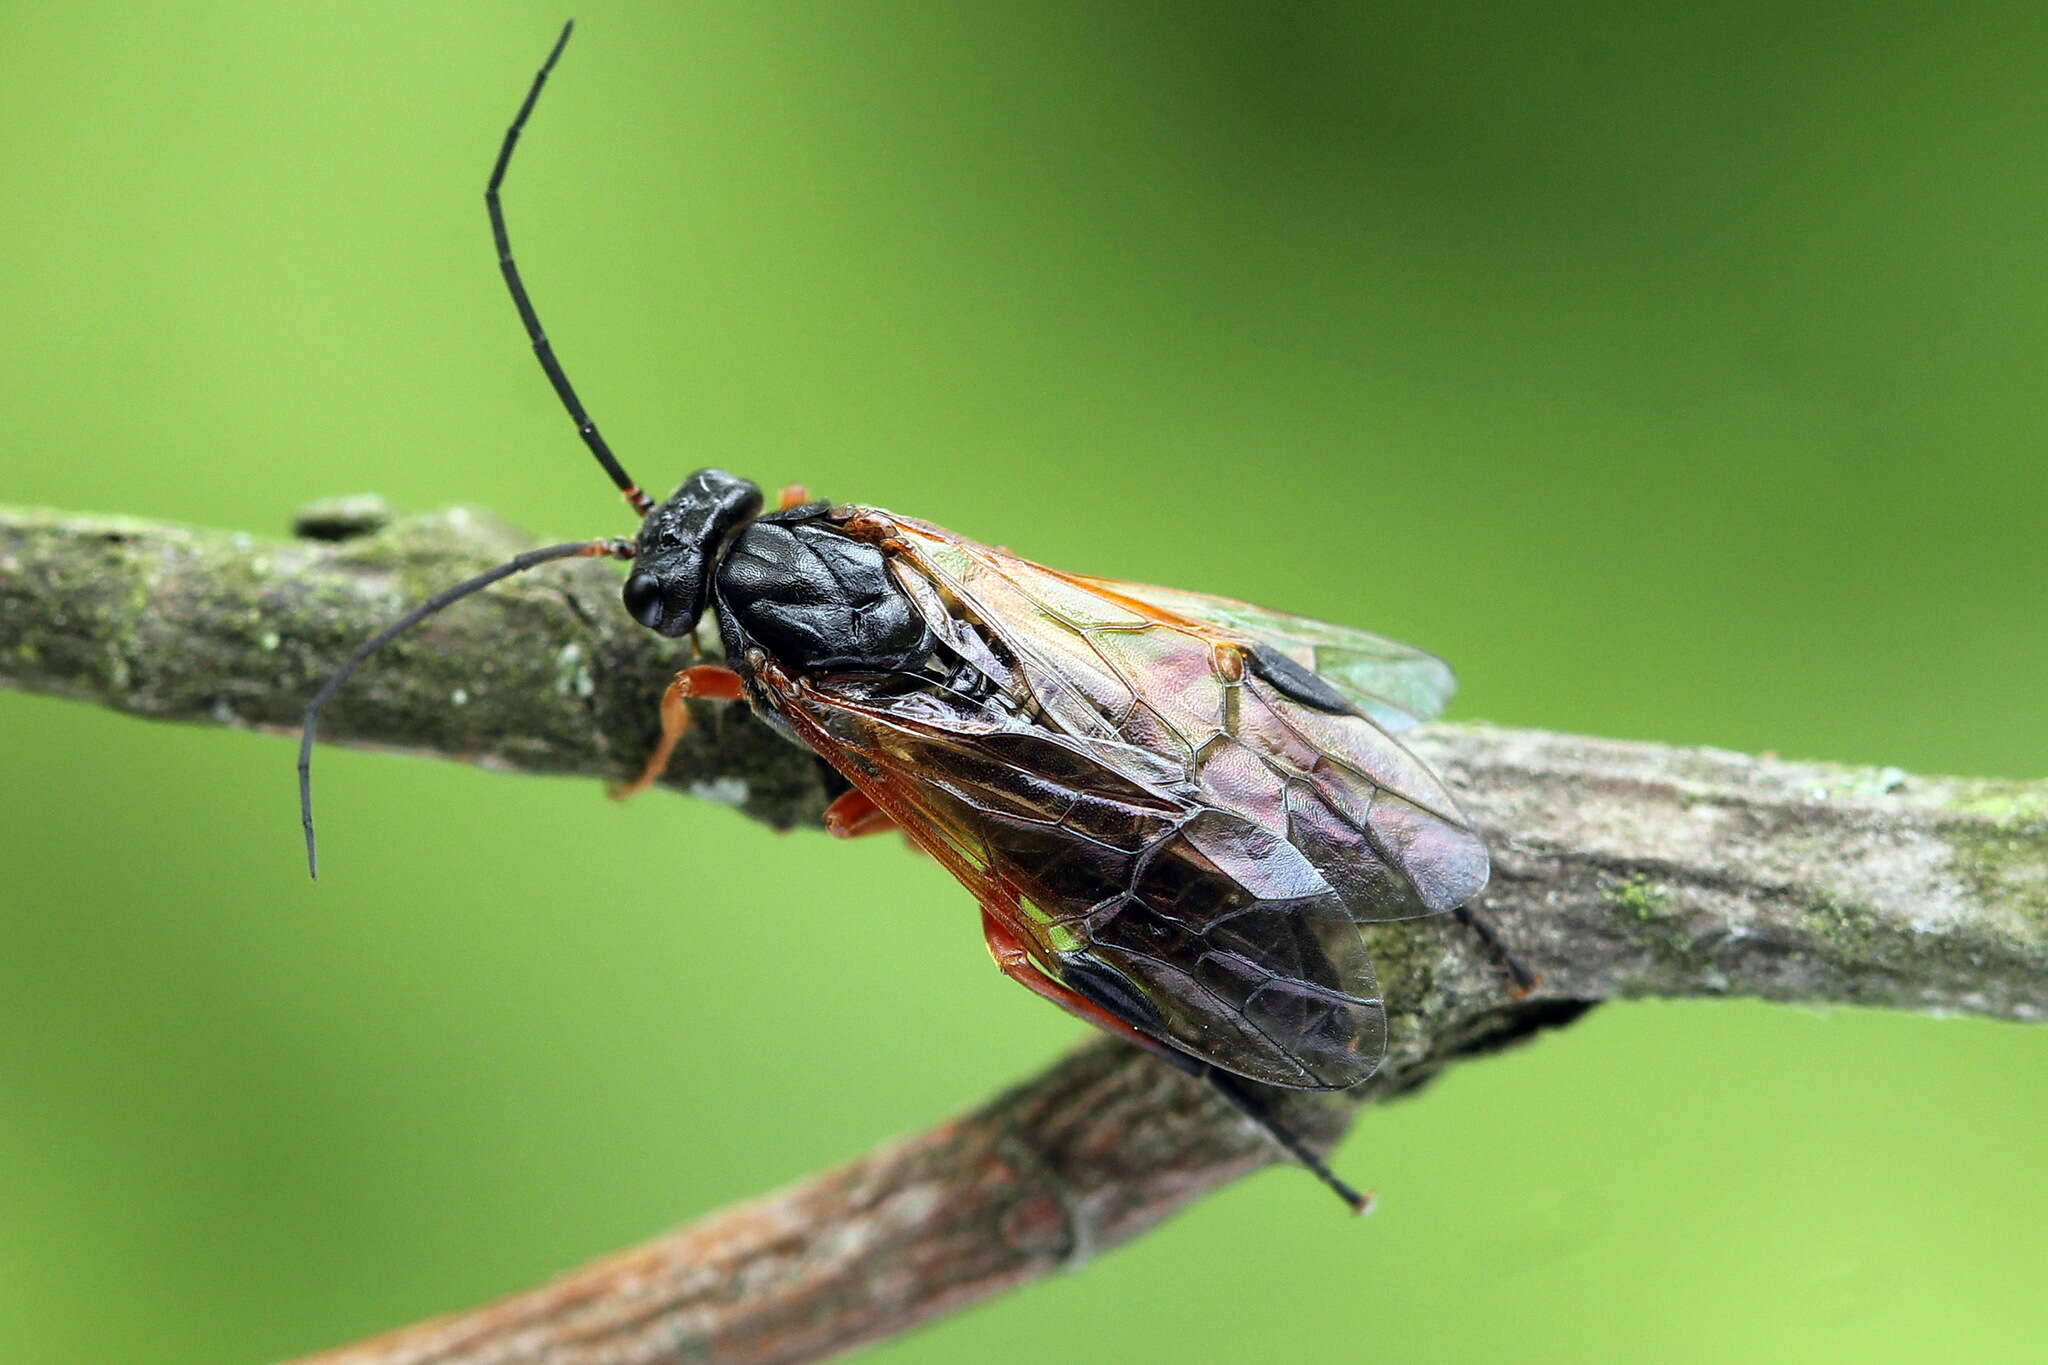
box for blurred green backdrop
[3,3,2045,1362]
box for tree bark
[2,501,2043,1365]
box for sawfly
[299,22,1511,1210]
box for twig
[2,501,2043,1365]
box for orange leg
[979,909,1194,1071]
[777,483,814,511]
[823,787,898,839]
[821,788,935,859]
[982,914,1366,1210]
[609,664,747,800]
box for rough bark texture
[2,502,2043,1365]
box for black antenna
[488,20,654,517]
[298,537,634,878]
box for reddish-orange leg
[822,787,899,839]
[826,805,1177,1062]
[821,788,935,859]
[978,909,1196,1071]
[983,907,1371,1212]
[609,664,746,800]
[825,803,1091,1018]
[777,483,813,510]
[826,808,1373,1211]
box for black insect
[299,23,1522,1211]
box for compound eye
[622,572,665,630]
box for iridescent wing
[878,515,1488,918]
[1060,574,1459,734]
[755,511,1488,1089]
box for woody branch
[2,501,2043,1365]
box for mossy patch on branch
[1604,873,1673,920]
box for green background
[3,3,2044,1361]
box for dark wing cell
[1245,643,1359,716]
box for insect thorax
[713,516,938,675]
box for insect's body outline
[662,486,1489,1093]
[298,22,1511,1210]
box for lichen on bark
[0,501,833,830]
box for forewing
[764,667,1390,1088]
[880,516,1489,923]
[1064,574,1458,733]
[751,514,1487,1086]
